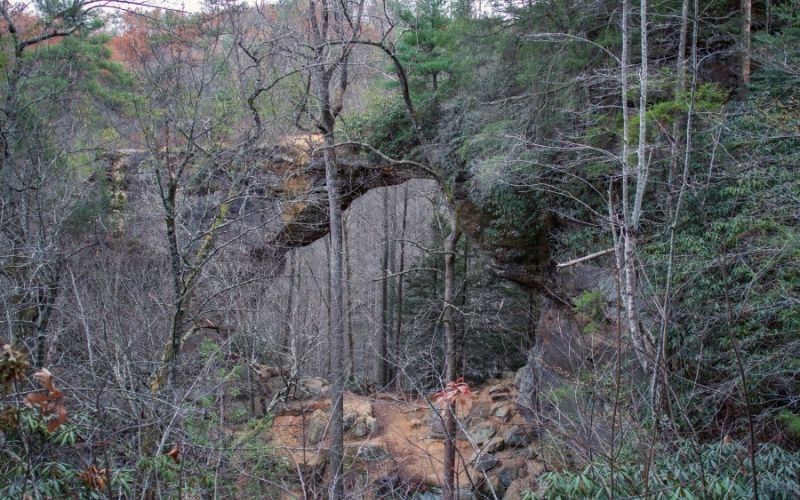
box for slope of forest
[1,0,799,497]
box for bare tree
[441,207,462,500]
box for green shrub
[535,441,800,499]
[573,290,606,334]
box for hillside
[1,0,799,498]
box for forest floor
[267,373,544,498]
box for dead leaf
[79,466,108,490]
[166,443,180,464]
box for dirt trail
[371,397,475,488]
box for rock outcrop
[99,138,554,288]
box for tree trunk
[741,0,752,85]
[344,215,355,380]
[666,0,690,220]
[282,252,296,351]
[617,0,655,381]
[379,188,390,386]
[442,210,462,500]
[324,235,333,376]
[393,184,410,389]
[322,131,345,499]
[150,178,233,393]
[458,238,468,373]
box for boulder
[428,411,466,439]
[468,421,498,446]
[296,377,330,399]
[480,475,504,497]
[491,402,514,422]
[486,383,512,402]
[503,477,534,500]
[466,400,493,424]
[429,415,446,438]
[483,435,505,453]
[504,425,536,448]
[351,417,378,438]
[471,452,500,472]
[306,409,328,444]
[495,458,527,488]
[344,399,373,419]
[357,443,388,462]
[345,443,389,465]
[293,447,328,480]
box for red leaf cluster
[433,377,474,414]
[24,368,67,432]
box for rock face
[514,265,632,465]
[454,192,551,289]
[267,148,553,289]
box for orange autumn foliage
[79,466,108,490]
[166,443,181,464]
[24,368,68,432]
